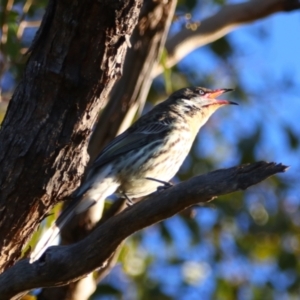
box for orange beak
[206,88,237,105]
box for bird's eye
[199,89,205,95]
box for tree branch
[0,161,287,299]
[155,0,300,75]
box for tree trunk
[0,0,142,273]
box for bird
[30,86,236,262]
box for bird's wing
[93,121,170,169]
[72,121,170,205]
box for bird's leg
[123,193,134,207]
[145,177,173,192]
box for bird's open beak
[207,88,237,105]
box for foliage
[1,0,300,299]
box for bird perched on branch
[30,86,236,262]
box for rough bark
[0,0,142,272]
[0,162,287,299]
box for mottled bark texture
[0,0,142,272]
[0,162,287,299]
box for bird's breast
[116,126,194,198]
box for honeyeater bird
[30,86,236,262]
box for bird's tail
[30,171,120,263]
[29,195,84,263]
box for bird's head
[169,86,237,131]
[173,86,236,112]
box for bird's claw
[145,177,173,192]
[123,193,134,207]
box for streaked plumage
[30,86,236,262]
